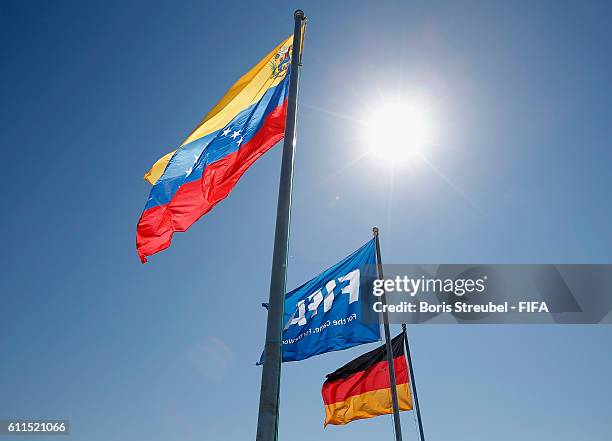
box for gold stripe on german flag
[322,333,412,426]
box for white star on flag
[222,127,231,136]
[237,136,243,146]
[231,130,241,139]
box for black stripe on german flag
[322,332,412,426]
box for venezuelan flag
[137,35,295,263]
[322,333,412,426]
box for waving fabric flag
[275,240,380,362]
[322,332,412,426]
[137,35,294,262]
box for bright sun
[363,99,434,164]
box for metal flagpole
[256,10,306,441]
[402,323,426,441]
[373,227,403,441]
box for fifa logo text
[286,269,360,328]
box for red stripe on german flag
[322,333,412,426]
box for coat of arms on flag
[270,45,291,79]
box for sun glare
[363,99,434,164]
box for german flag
[322,333,412,426]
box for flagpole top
[372,226,379,237]
[294,9,305,20]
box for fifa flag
[137,34,295,262]
[322,333,412,426]
[279,240,380,362]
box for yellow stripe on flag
[144,35,294,185]
[324,383,412,426]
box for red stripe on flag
[322,356,409,405]
[136,99,288,263]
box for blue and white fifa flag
[260,240,381,363]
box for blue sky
[1,1,611,440]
